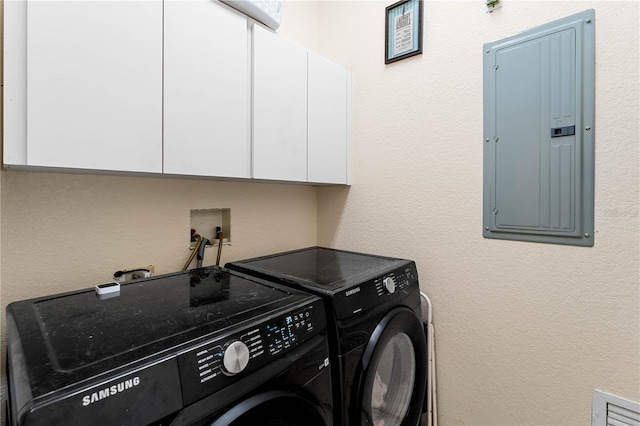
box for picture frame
[385,0,423,64]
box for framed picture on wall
[385,0,423,64]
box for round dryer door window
[365,333,415,425]
[359,309,427,426]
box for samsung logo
[345,287,360,297]
[82,377,141,406]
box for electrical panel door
[483,10,595,246]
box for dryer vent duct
[220,0,283,30]
[592,390,640,426]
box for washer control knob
[222,341,250,375]
[383,277,396,294]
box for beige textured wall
[317,1,639,425]
[1,173,319,296]
[0,2,321,423]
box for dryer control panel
[177,299,325,405]
[333,262,418,319]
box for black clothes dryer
[226,247,427,426]
[6,267,333,426]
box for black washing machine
[226,247,427,426]
[5,267,333,426]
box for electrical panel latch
[550,125,575,138]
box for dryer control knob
[222,341,250,375]
[383,277,396,294]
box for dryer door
[208,390,327,426]
[357,308,427,426]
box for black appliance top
[226,247,412,293]
[6,267,313,396]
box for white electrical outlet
[113,265,154,282]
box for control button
[222,341,250,375]
[383,277,396,294]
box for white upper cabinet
[308,52,350,184]
[4,1,350,184]
[164,0,250,178]
[252,24,308,182]
[23,0,163,173]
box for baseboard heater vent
[593,390,640,426]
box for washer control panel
[374,266,415,297]
[266,309,314,356]
[178,299,324,405]
[333,262,418,319]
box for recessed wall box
[220,0,282,30]
[483,9,595,246]
[190,208,231,247]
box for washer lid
[227,246,410,291]
[7,268,311,397]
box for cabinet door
[253,25,308,182]
[308,53,350,184]
[26,0,162,173]
[164,0,250,178]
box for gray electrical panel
[483,10,595,246]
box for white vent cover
[593,390,640,426]
[220,0,282,30]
